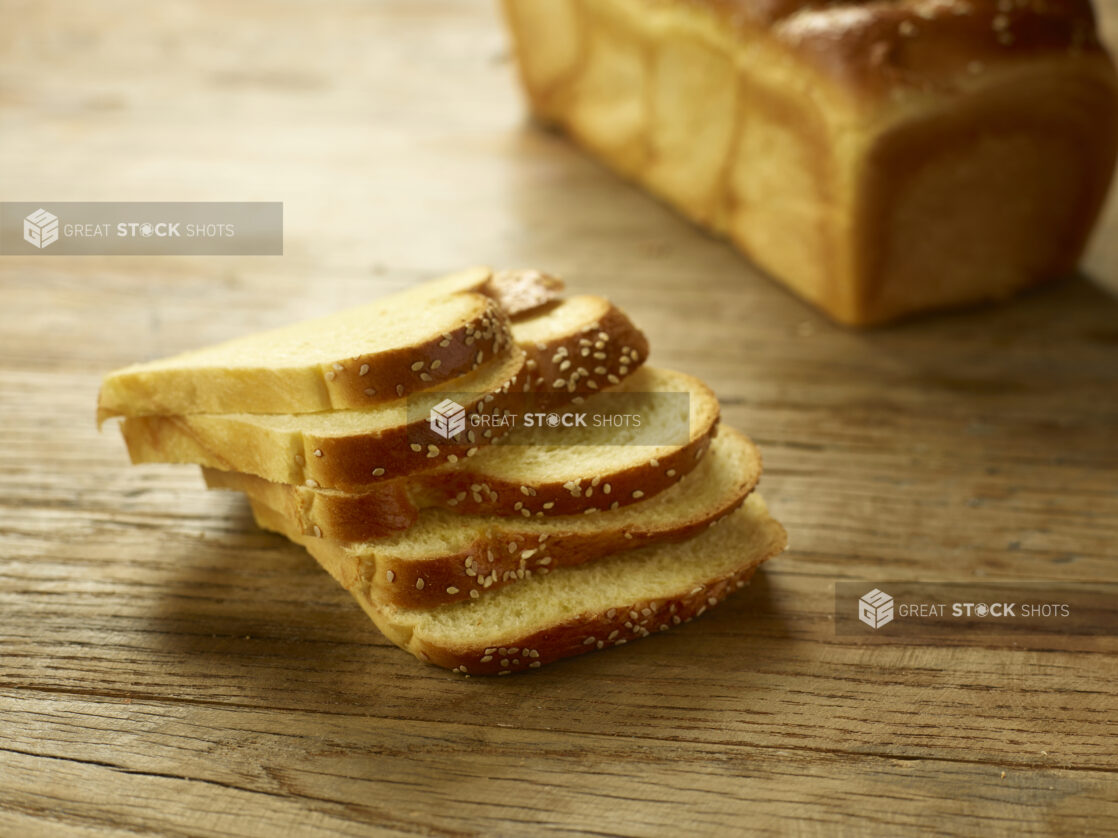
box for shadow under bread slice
[249,426,759,609]
[205,365,719,540]
[299,492,787,675]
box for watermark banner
[836,580,1118,638]
[408,390,691,447]
[0,202,282,255]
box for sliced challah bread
[208,366,719,539]
[249,427,759,608]
[98,267,560,422]
[121,348,530,492]
[306,492,786,674]
[123,295,649,493]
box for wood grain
[1,1,1117,835]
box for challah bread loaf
[502,0,1118,325]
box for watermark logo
[429,398,466,439]
[2,202,282,255]
[23,208,59,249]
[858,588,894,629]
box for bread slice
[209,366,718,540]
[121,348,530,492]
[299,492,785,674]
[249,427,759,608]
[97,267,560,422]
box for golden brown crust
[519,300,650,402]
[305,295,517,413]
[695,0,1105,98]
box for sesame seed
[333,363,343,371]
[364,387,377,396]
[529,661,541,668]
[359,364,370,376]
[387,570,396,583]
[607,374,620,385]
[667,469,676,477]
[416,578,425,590]
[447,587,459,595]
[632,490,644,499]
[305,479,319,488]
[553,378,566,388]
[583,637,596,646]
[410,443,422,452]
[312,525,322,538]
[650,458,659,467]
[314,449,323,458]
[470,590,479,599]
[411,361,424,372]
[430,359,441,370]
[521,548,537,559]
[480,655,493,663]
[325,371,336,382]
[396,384,405,397]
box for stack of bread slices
[99,268,787,675]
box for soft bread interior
[381,492,784,647]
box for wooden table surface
[2,2,1117,835]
